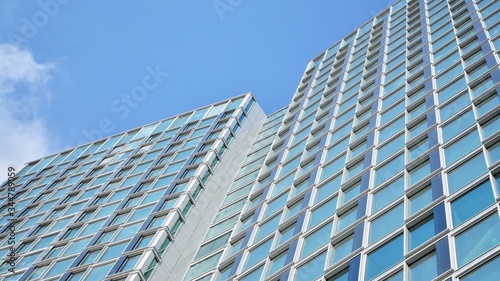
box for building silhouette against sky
[1,0,500,280]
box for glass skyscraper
[2,0,500,280]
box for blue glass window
[321,156,345,182]
[308,197,337,230]
[488,141,500,165]
[455,214,500,267]
[409,215,435,250]
[409,251,438,281]
[409,160,431,187]
[255,214,281,242]
[377,133,405,164]
[461,254,500,281]
[265,192,288,217]
[408,185,433,215]
[241,266,264,281]
[476,92,500,116]
[341,182,362,205]
[315,174,342,203]
[327,267,349,281]
[436,63,463,88]
[244,238,273,270]
[447,153,487,193]
[276,222,296,247]
[301,223,331,258]
[365,234,403,280]
[375,154,404,187]
[408,137,429,161]
[379,117,405,143]
[467,61,489,82]
[372,177,404,213]
[481,114,500,139]
[444,130,480,166]
[471,76,495,98]
[336,206,359,232]
[330,234,354,265]
[451,181,495,226]
[84,262,114,280]
[437,77,467,104]
[295,250,327,281]
[370,204,404,244]
[266,250,288,277]
[440,92,470,122]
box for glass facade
[205,0,500,280]
[1,0,499,280]
[0,94,265,281]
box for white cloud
[0,43,57,182]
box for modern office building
[1,0,500,280]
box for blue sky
[0,0,392,176]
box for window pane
[369,204,404,244]
[45,258,75,278]
[375,154,404,187]
[365,234,403,280]
[266,251,287,277]
[372,177,404,213]
[436,63,463,88]
[301,223,331,258]
[315,174,341,203]
[409,138,428,161]
[99,241,128,262]
[444,130,481,166]
[321,155,346,181]
[451,181,495,227]
[83,262,113,281]
[440,92,470,121]
[331,234,354,265]
[437,76,467,104]
[442,110,475,142]
[410,251,438,281]
[481,114,500,139]
[184,252,222,280]
[341,182,362,205]
[488,141,500,165]
[265,193,288,218]
[409,215,435,250]
[276,223,296,247]
[461,255,500,281]
[308,197,337,230]
[295,251,327,281]
[327,267,349,281]
[409,160,431,187]
[409,185,432,215]
[447,154,487,193]
[377,134,405,164]
[241,266,264,281]
[244,239,273,270]
[476,92,500,116]
[455,214,500,267]
[385,271,404,281]
[337,206,358,232]
[255,214,280,242]
[379,118,405,143]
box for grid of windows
[1,0,499,280]
[0,95,256,280]
[183,108,287,281]
[202,0,499,280]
